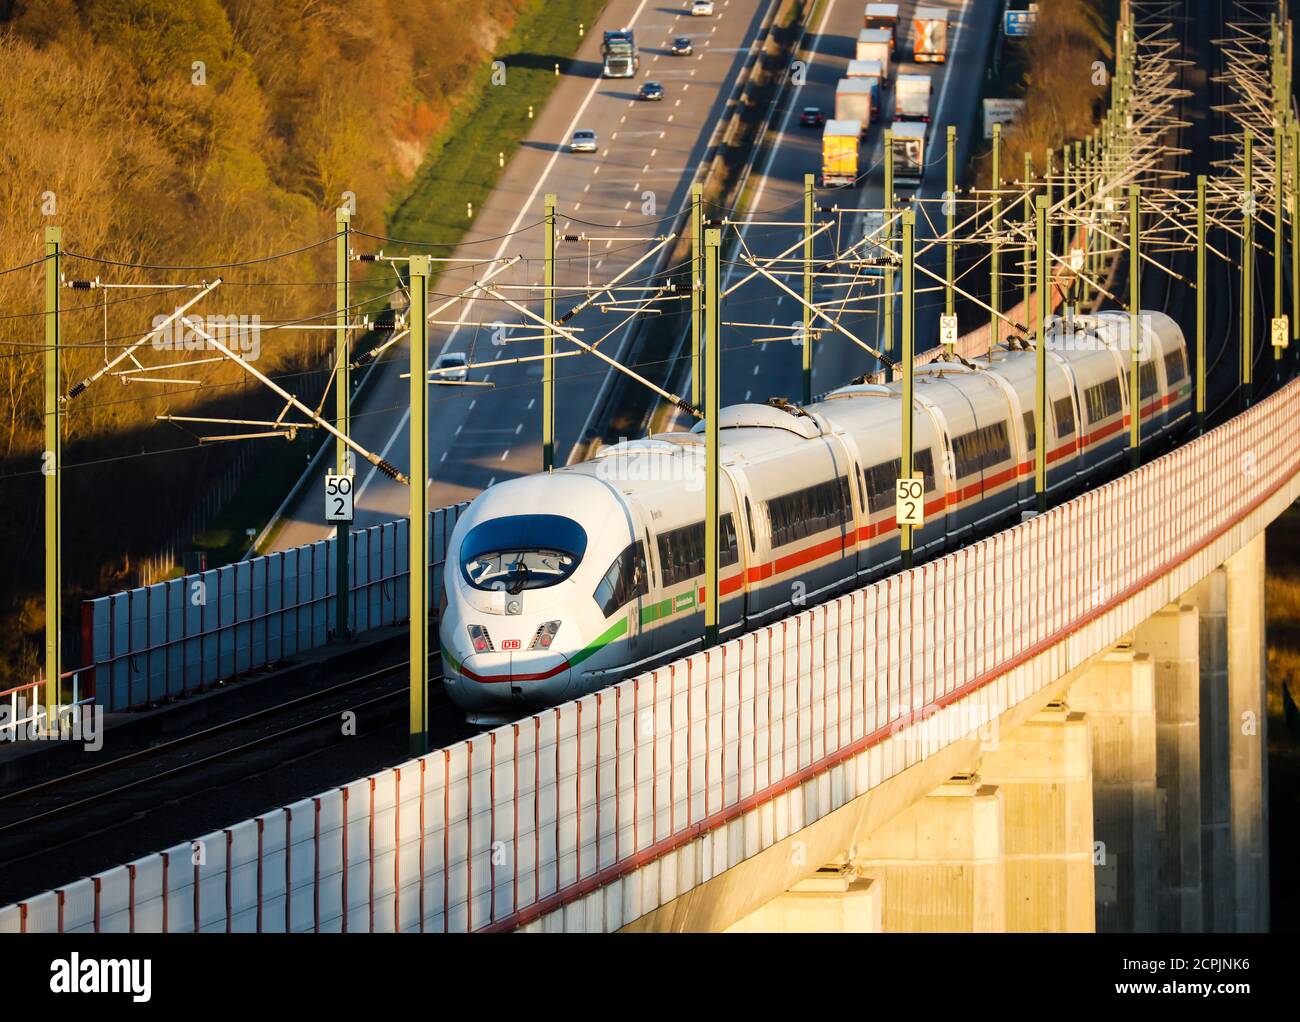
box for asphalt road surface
[269,0,998,553]
[270,0,771,551]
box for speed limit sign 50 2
[325,473,355,523]
[895,476,925,527]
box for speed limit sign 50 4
[895,477,925,527]
[325,473,355,523]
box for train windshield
[460,515,587,593]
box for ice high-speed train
[440,311,1192,724]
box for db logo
[501,639,522,650]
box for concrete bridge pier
[849,774,1006,932]
[1132,603,1204,932]
[1188,564,1233,930]
[1067,648,1158,932]
[1225,532,1269,932]
[976,702,1095,931]
[724,866,882,933]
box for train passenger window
[766,477,850,548]
[743,497,756,553]
[1084,377,1123,424]
[655,516,739,588]
[593,541,649,618]
[953,423,1008,476]
[952,429,981,479]
[862,450,936,514]
[1139,361,1158,400]
[1054,397,1075,438]
[1164,349,1187,385]
[1023,410,1035,454]
[983,421,1010,466]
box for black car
[671,36,693,55]
[638,80,665,101]
[800,106,826,127]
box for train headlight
[529,620,561,650]
[467,624,495,653]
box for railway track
[0,659,472,906]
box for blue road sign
[1004,8,1037,37]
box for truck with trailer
[845,59,883,116]
[822,120,862,187]
[835,79,874,134]
[889,121,927,186]
[602,29,639,78]
[894,73,933,122]
[856,28,892,82]
[913,6,949,63]
[863,3,899,52]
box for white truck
[863,3,900,52]
[889,121,926,186]
[835,78,874,134]
[894,73,932,122]
[913,6,949,63]
[845,59,883,116]
[856,28,892,82]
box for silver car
[569,129,598,153]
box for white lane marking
[455,423,463,436]
[469,399,476,411]
[527,398,536,410]
[574,202,582,210]
[515,423,523,435]
[440,451,448,463]
[584,183,591,192]
[925,0,973,166]
[487,477,495,487]
[501,450,510,461]
[752,364,760,376]
[350,0,656,503]
[744,389,751,400]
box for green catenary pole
[884,129,895,374]
[1292,125,1300,352]
[1275,122,1286,367]
[1197,175,1207,432]
[704,227,722,647]
[945,125,956,317]
[44,226,62,721]
[1035,196,1048,514]
[1023,152,1034,329]
[691,183,703,409]
[335,207,351,642]
[408,255,431,757]
[1243,132,1255,407]
[544,194,557,471]
[901,209,916,570]
[991,124,1002,348]
[803,173,814,403]
[1129,184,1141,469]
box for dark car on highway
[800,106,826,127]
[638,80,665,101]
[671,36,693,56]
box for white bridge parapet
[4,379,1298,934]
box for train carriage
[440,313,1194,724]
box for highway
[706,0,999,410]
[269,0,772,550]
